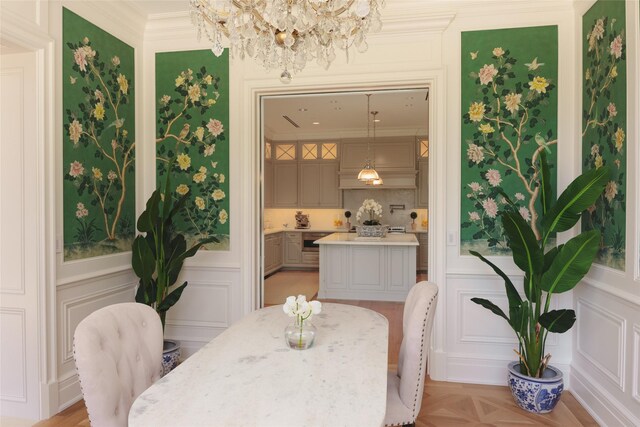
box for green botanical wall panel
[63,8,136,260]
[460,26,558,255]
[581,0,626,271]
[155,50,230,250]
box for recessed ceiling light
[298,108,308,112]
[374,119,381,122]
[312,121,320,125]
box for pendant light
[368,110,383,186]
[358,94,380,182]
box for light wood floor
[36,295,596,427]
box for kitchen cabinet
[417,160,429,208]
[264,160,273,208]
[416,233,428,271]
[299,162,341,208]
[273,163,298,207]
[264,232,283,275]
[284,232,302,264]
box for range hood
[339,170,417,189]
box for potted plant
[410,211,418,230]
[344,210,352,230]
[355,199,386,237]
[470,153,609,414]
[132,172,217,375]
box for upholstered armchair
[73,302,163,427]
[384,281,439,427]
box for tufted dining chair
[73,302,163,427]
[384,281,439,427]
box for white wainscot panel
[164,268,241,359]
[634,325,640,404]
[458,290,516,345]
[388,247,410,292]
[577,298,626,391]
[0,308,26,402]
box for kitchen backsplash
[264,190,428,230]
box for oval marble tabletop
[129,303,389,427]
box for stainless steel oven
[301,232,329,252]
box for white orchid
[355,199,383,225]
[283,295,322,322]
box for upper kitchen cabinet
[339,137,417,189]
[264,140,274,208]
[416,137,429,208]
[299,141,341,208]
[272,142,298,207]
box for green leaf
[510,301,530,337]
[540,230,600,294]
[539,309,576,333]
[132,235,155,283]
[469,250,522,310]
[501,211,543,276]
[471,298,509,322]
[539,151,553,216]
[157,281,188,313]
[541,166,609,240]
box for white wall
[48,0,146,412]
[441,2,577,385]
[569,1,640,425]
[2,0,639,423]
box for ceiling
[263,89,429,140]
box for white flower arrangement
[283,295,322,323]
[355,198,383,225]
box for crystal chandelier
[358,94,380,183]
[189,0,384,83]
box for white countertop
[315,232,419,246]
[129,303,388,427]
[265,227,428,235]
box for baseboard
[56,373,81,412]
[446,354,570,387]
[571,365,640,427]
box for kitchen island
[315,233,418,302]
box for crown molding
[144,7,456,42]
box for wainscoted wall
[1,0,638,423]
[442,3,577,385]
[50,0,146,413]
[569,1,640,425]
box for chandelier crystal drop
[189,0,384,81]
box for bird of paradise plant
[471,152,609,378]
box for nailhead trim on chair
[410,293,437,421]
[73,341,96,427]
[384,290,438,427]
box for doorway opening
[259,88,430,308]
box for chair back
[73,302,163,427]
[397,281,438,418]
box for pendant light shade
[358,162,380,181]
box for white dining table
[129,303,389,427]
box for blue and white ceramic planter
[161,339,180,377]
[508,361,564,414]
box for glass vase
[284,317,317,350]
